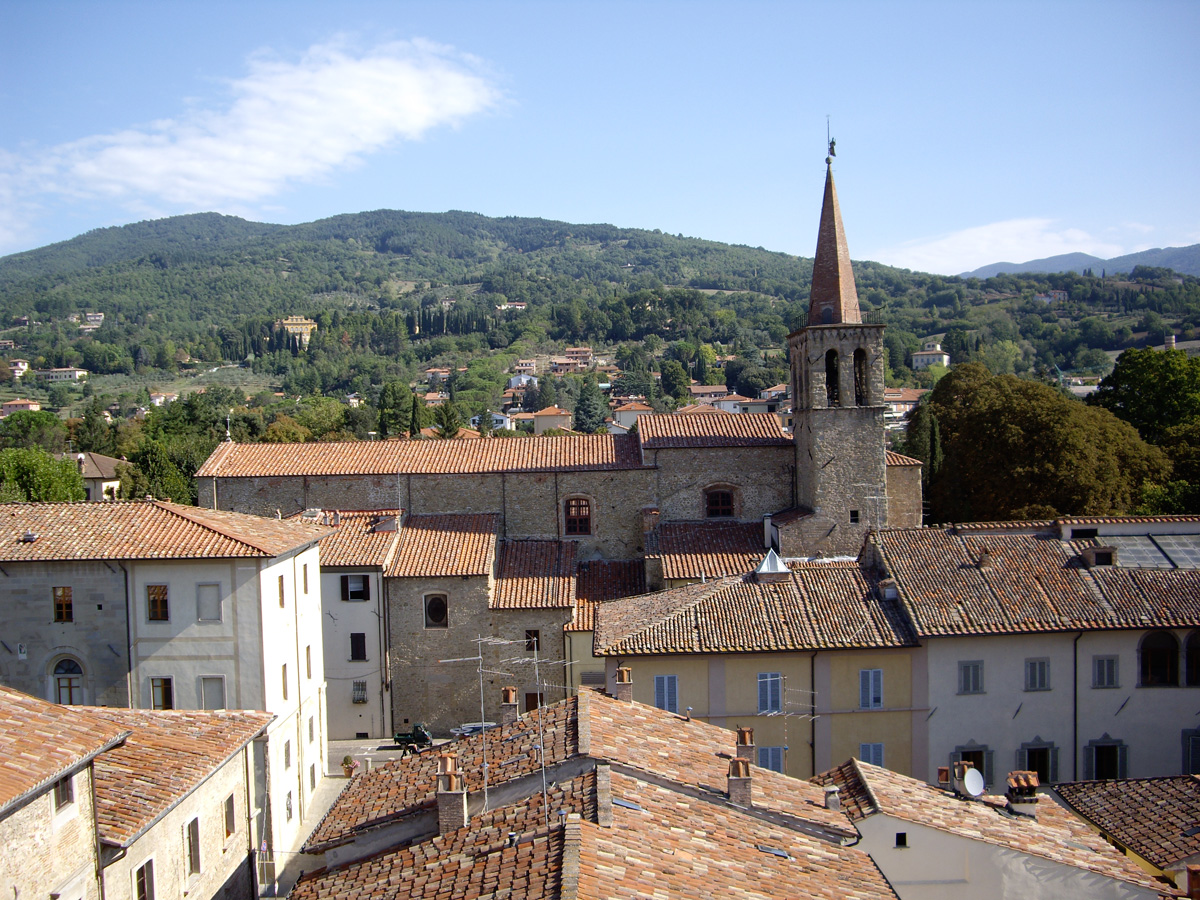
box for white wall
[320,569,390,740]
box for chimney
[1081,545,1118,568]
[735,727,756,765]
[937,766,951,786]
[436,752,467,835]
[76,452,85,473]
[641,507,660,535]
[728,756,752,807]
[977,546,994,570]
[614,667,633,703]
[499,686,519,725]
[1005,770,1040,818]
[824,784,841,810]
[1187,865,1200,900]
[1167,334,1177,351]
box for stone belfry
[786,155,888,555]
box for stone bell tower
[787,157,887,555]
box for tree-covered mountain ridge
[960,243,1200,279]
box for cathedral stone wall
[648,446,795,522]
[887,464,923,528]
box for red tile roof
[0,500,325,561]
[638,412,791,449]
[305,510,402,568]
[91,708,273,846]
[814,760,1172,895]
[884,450,922,466]
[493,540,577,609]
[872,526,1200,636]
[0,686,130,817]
[388,514,498,577]
[568,560,647,632]
[1055,777,1200,871]
[594,566,916,656]
[305,690,854,853]
[654,520,765,580]
[197,435,646,477]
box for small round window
[425,595,448,628]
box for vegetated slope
[960,244,1200,279]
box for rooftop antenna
[225,409,232,442]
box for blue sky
[1,0,1197,275]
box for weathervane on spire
[826,115,836,165]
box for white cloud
[870,218,1127,275]
[7,37,501,216]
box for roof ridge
[151,500,294,557]
[602,577,741,652]
[849,758,882,816]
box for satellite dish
[963,767,985,798]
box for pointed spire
[807,162,862,327]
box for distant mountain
[959,244,1200,279]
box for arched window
[825,350,840,407]
[565,498,591,536]
[705,487,736,519]
[54,658,83,705]
[854,348,868,406]
[1140,630,1179,686]
[1187,632,1200,686]
[821,306,834,325]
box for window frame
[281,664,288,701]
[186,816,201,876]
[352,680,368,704]
[54,658,84,705]
[525,629,540,652]
[199,675,226,710]
[349,632,368,661]
[1139,630,1180,687]
[564,497,592,536]
[53,586,73,623]
[758,672,783,714]
[1083,734,1128,780]
[859,668,883,709]
[958,660,984,695]
[859,742,885,767]
[341,573,370,603]
[704,487,735,519]
[951,743,994,787]
[196,583,222,622]
[134,859,155,900]
[53,775,74,811]
[146,584,169,622]
[1024,658,1050,692]
[150,676,174,710]
[424,593,449,629]
[278,574,285,608]
[1093,655,1119,689]
[654,674,679,714]
[224,794,236,839]
[1016,738,1059,784]
[1187,632,1200,686]
[758,746,785,772]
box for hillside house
[911,341,950,369]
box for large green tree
[433,400,461,439]
[0,410,68,453]
[925,364,1169,522]
[0,448,85,501]
[1088,347,1200,444]
[572,376,607,433]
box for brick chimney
[1187,864,1200,900]
[641,507,660,535]
[614,666,633,703]
[728,757,752,807]
[735,727,755,765]
[1005,770,1039,818]
[499,686,519,725]
[436,752,467,835]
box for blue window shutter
[872,669,883,707]
[771,675,781,712]
[667,676,677,713]
[860,670,870,708]
[760,675,770,713]
[655,676,665,710]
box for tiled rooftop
[654,520,765,580]
[638,412,791,449]
[568,559,647,632]
[91,708,273,846]
[305,690,853,853]
[814,760,1171,895]
[872,526,1200,636]
[304,509,402,568]
[1055,777,1200,871]
[594,566,916,656]
[0,500,325,561]
[197,434,646,478]
[493,540,577,609]
[388,514,498,578]
[884,450,922,467]
[0,686,130,817]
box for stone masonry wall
[651,445,794,521]
[886,465,923,528]
[0,768,99,900]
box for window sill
[956,691,986,696]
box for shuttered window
[654,675,678,713]
[758,673,782,713]
[860,743,885,767]
[859,669,883,709]
[758,747,784,772]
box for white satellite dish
[963,767,985,798]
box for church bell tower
[787,155,888,555]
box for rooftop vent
[753,548,790,583]
[19,532,36,543]
[977,547,994,570]
[824,784,841,810]
[1081,546,1118,568]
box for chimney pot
[614,666,633,703]
[824,784,841,810]
[735,726,756,764]
[728,757,752,807]
[1187,864,1200,899]
[937,766,950,785]
[436,753,467,835]
[500,686,519,725]
[1005,770,1040,818]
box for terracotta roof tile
[884,450,922,466]
[594,566,917,656]
[873,527,1200,636]
[1055,777,1200,871]
[91,708,273,846]
[388,514,498,577]
[305,691,855,853]
[655,520,765,580]
[0,686,130,817]
[197,435,645,477]
[568,560,647,632]
[814,760,1171,895]
[493,541,576,609]
[302,509,402,568]
[0,500,325,561]
[638,412,791,449]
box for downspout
[1080,628,1089,787]
[810,650,818,778]
[292,552,304,820]
[378,569,389,737]
[90,765,106,900]
[119,563,133,707]
[244,742,257,893]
